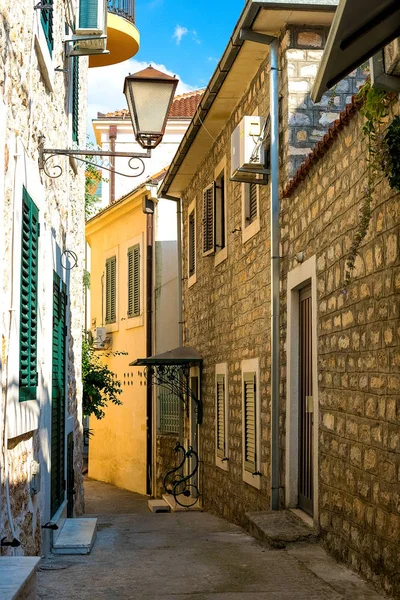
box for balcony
[89,0,140,68]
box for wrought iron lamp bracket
[38,136,151,179]
[144,364,203,424]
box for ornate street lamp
[39,66,178,178]
[124,66,178,150]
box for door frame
[285,255,319,524]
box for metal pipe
[109,126,117,205]
[270,38,280,511]
[146,210,154,495]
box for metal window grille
[158,387,180,434]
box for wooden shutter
[72,57,79,143]
[51,272,67,515]
[79,0,99,29]
[216,374,225,458]
[188,211,195,277]
[40,0,53,53]
[248,183,258,224]
[127,244,140,318]
[20,188,39,402]
[243,372,256,472]
[202,184,215,255]
[105,256,116,323]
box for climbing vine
[344,82,397,287]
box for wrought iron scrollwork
[163,443,199,508]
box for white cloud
[87,58,194,140]
[173,25,189,45]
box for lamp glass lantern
[123,66,179,150]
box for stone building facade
[158,2,399,595]
[0,0,87,556]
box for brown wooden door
[299,285,313,515]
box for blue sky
[87,0,245,129]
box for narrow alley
[37,480,386,600]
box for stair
[244,510,318,549]
[0,557,41,599]
[52,518,97,555]
[148,498,170,513]
[162,493,202,512]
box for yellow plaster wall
[86,195,148,494]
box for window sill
[243,469,261,490]
[125,314,144,329]
[214,247,227,267]
[105,322,119,334]
[242,218,260,244]
[216,455,229,471]
[188,273,197,288]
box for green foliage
[83,269,91,290]
[85,162,102,220]
[82,336,126,420]
[384,115,400,192]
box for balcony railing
[107,0,135,24]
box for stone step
[244,510,318,549]
[0,557,41,600]
[148,498,170,513]
[162,493,202,512]
[52,518,97,555]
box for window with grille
[127,244,140,318]
[72,57,79,143]
[202,184,215,255]
[215,170,226,252]
[243,372,257,473]
[158,387,180,434]
[20,188,40,402]
[40,0,54,54]
[245,183,258,226]
[188,209,196,279]
[105,256,116,324]
[216,374,226,458]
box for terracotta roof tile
[98,89,204,120]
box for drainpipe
[108,126,117,205]
[145,205,154,495]
[270,38,280,511]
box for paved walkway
[37,479,387,600]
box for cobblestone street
[37,480,387,600]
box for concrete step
[148,498,170,513]
[0,556,41,600]
[52,518,97,555]
[162,493,202,512]
[244,509,318,549]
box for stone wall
[281,98,400,597]
[0,0,87,554]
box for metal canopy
[312,0,400,102]
[130,346,202,367]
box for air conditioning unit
[231,116,266,179]
[70,0,108,56]
[93,326,106,349]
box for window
[158,387,180,434]
[215,169,226,253]
[105,256,116,324]
[72,57,79,143]
[188,200,196,287]
[202,184,215,256]
[127,244,140,318]
[20,188,39,402]
[215,363,228,470]
[40,0,54,54]
[242,358,261,488]
[241,181,261,243]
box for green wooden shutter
[79,0,100,29]
[19,188,39,402]
[248,183,258,224]
[72,57,79,143]
[105,256,116,324]
[51,272,67,516]
[243,372,256,472]
[40,0,54,53]
[202,184,215,255]
[189,212,195,277]
[216,374,225,458]
[127,244,140,318]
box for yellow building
[86,180,154,494]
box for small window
[242,358,261,488]
[188,209,196,279]
[127,244,140,318]
[215,170,226,253]
[20,188,40,402]
[245,183,258,226]
[202,184,215,256]
[40,0,54,54]
[105,256,116,324]
[215,363,228,470]
[72,57,80,143]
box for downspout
[146,207,154,495]
[270,38,280,511]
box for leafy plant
[383,115,400,192]
[82,336,126,420]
